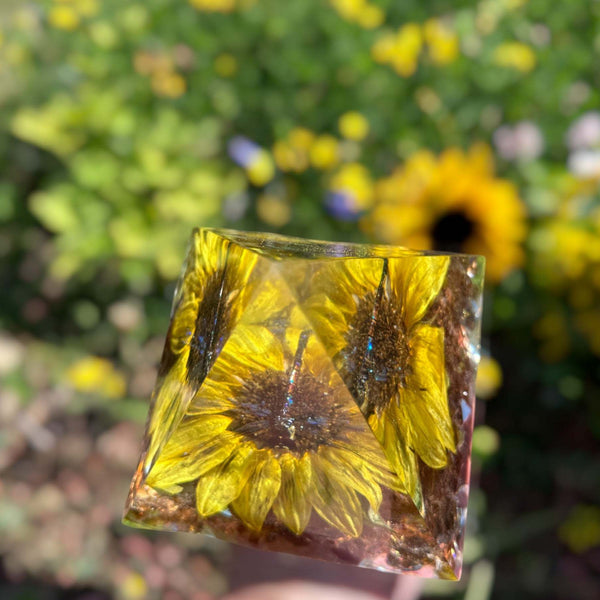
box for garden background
[0,0,599,598]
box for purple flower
[228,136,260,168]
[325,190,361,221]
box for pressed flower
[301,255,454,513]
[143,230,260,475]
[147,299,400,536]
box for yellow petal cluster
[273,128,315,173]
[338,111,370,141]
[329,0,385,30]
[372,19,459,77]
[493,41,536,73]
[189,0,236,13]
[133,50,187,99]
[48,0,99,31]
[329,163,374,212]
[66,356,127,399]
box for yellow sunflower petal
[210,324,285,378]
[403,324,456,467]
[169,297,198,354]
[231,450,282,531]
[272,453,313,535]
[319,447,382,511]
[186,386,236,415]
[389,256,449,329]
[196,443,254,516]
[309,454,363,537]
[147,427,237,490]
[370,413,424,516]
[301,293,349,357]
[144,374,196,475]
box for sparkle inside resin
[123,228,485,580]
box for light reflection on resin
[123,228,485,580]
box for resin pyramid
[124,228,485,579]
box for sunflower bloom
[143,230,260,475]
[146,274,400,537]
[366,144,526,283]
[301,255,455,514]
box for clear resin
[124,228,485,579]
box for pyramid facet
[124,228,485,580]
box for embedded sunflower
[366,144,526,283]
[146,319,400,537]
[144,230,260,475]
[301,255,454,514]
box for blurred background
[0,0,599,598]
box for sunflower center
[343,277,411,416]
[227,369,346,455]
[186,267,233,386]
[431,210,475,252]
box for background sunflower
[367,145,527,283]
[299,254,455,515]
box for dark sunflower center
[227,370,346,455]
[342,262,411,416]
[431,210,475,252]
[186,267,233,386]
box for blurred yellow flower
[289,127,315,151]
[120,572,148,600]
[338,111,370,141]
[246,149,275,186]
[133,51,173,76]
[49,6,80,30]
[475,356,503,399]
[530,214,600,357]
[330,163,374,211]
[329,0,385,30]
[273,127,315,173]
[189,0,236,12]
[48,0,99,30]
[367,144,527,283]
[357,4,385,29]
[472,425,500,458]
[309,134,341,170]
[559,505,600,554]
[74,0,99,18]
[529,219,600,290]
[256,194,292,227]
[151,70,186,99]
[423,18,460,65]
[66,356,127,399]
[493,41,536,73]
[214,53,238,77]
[372,24,422,77]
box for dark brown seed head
[227,370,352,455]
[342,289,411,416]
